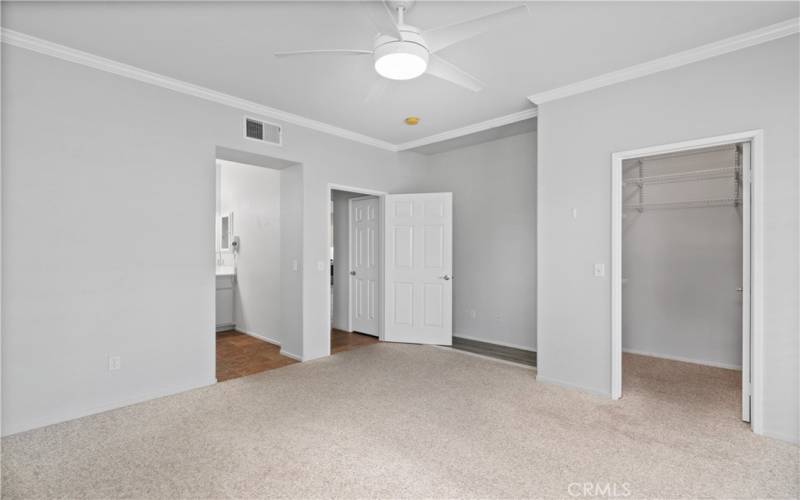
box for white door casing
[611,130,762,434]
[383,193,453,345]
[350,196,379,336]
[740,142,752,423]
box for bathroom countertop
[216,266,235,277]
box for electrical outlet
[108,356,121,371]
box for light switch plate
[108,356,121,371]
[594,263,605,277]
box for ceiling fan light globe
[373,41,429,80]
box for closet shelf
[623,166,740,186]
[624,197,741,211]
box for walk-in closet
[621,143,749,421]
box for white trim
[750,131,765,436]
[395,108,538,151]
[234,328,281,347]
[1,376,216,437]
[0,27,538,153]
[761,430,800,445]
[432,345,536,371]
[215,324,236,332]
[0,28,395,151]
[611,129,764,435]
[536,376,610,398]
[528,18,800,104]
[452,333,535,353]
[6,21,796,154]
[622,349,742,371]
[279,349,303,362]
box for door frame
[327,184,387,355]
[347,195,381,336]
[610,130,764,434]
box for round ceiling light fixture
[373,40,429,80]
[404,116,420,125]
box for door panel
[350,197,379,336]
[384,193,452,345]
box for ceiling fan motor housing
[373,27,430,80]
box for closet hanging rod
[623,197,741,211]
[631,143,738,163]
[623,166,740,186]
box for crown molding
[5,17,795,153]
[1,28,397,151]
[528,17,800,105]
[395,108,538,151]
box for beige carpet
[2,345,797,499]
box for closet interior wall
[621,145,744,369]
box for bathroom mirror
[219,212,234,252]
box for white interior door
[740,142,751,422]
[350,196,379,336]
[384,193,452,345]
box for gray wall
[1,45,428,435]
[537,36,799,442]
[424,132,537,351]
[622,147,743,369]
[279,164,303,357]
[219,162,282,342]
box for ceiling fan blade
[422,4,529,53]
[359,1,400,38]
[275,49,373,58]
[426,55,484,92]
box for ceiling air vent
[244,117,282,145]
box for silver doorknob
[736,288,743,292]
[440,275,452,280]
[350,271,356,276]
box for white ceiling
[3,1,797,145]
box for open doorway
[611,130,762,433]
[215,159,296,381]
[330,188,382,355]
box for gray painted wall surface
[1,46,428,435]
[537,36,799,442]
[424,132,537,351]
[219,162,282,342]
[622,147,743,369]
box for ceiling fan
[275,1,529,92]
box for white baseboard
[535,375,611,398]
[235,328,281,347]
[280,349,303,362]
[758,428,800,444]
[1,376,216,437]
[622,348,742,370]
[231,328,301,361]
[433,345,535,371]
[453,333,536,352]
[216,323,235,332]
